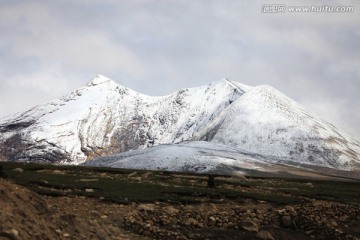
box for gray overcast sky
[0,0,359,138]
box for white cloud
[301,98,360,139]
[0,66,82,117]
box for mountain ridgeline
[0,75,359,176]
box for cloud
[302,97,360,138]
[0,3,147,78]
[0,66,82,117]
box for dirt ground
[0,179,147,240]
[1,178,359,240]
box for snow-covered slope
[195,85,360,170]
[0,75,359,175]
[0,75,248,164]
[85,141,275,174]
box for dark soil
[0,161,359,240]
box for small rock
[316,233,327,240]
[138,204,156,212]
[240,219,259,232]
[132,177,142,182]
[79,178,98,182]
[164,206,179,215]
[252,217,261,224]
[328,220,338,228]
[232,171,248,180]
[160,217,170,226]
[209,216,216,222]
[280,215,292,228]
[12,168,23,173]
[184,218,198,227]
[284,206,297,215]
[256,230,275,240]
[183,205,194,212]
[1,229,19,240]
[338,215,350,223]
[85,188,95,193]
[141,172,152,179]
[63,233,70,238]
[90,210,100,216]
[40,179,48,184]
[128,172,137,177]
[278,209,286,216]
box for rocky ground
[1,161,360,240]
[1,178,360,240]
[0,179,146,240]
[121,200,360,240]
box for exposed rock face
[0,75,359,174]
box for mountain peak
[0,76,359,176]
[87,74,118,87]
[214,78,253,93]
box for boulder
[280,215,292,228]
[256,230,274,240]
[240,219,259,232]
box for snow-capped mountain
[0,75,248,164]
[195,85,360,170]
[0,75,359,177]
